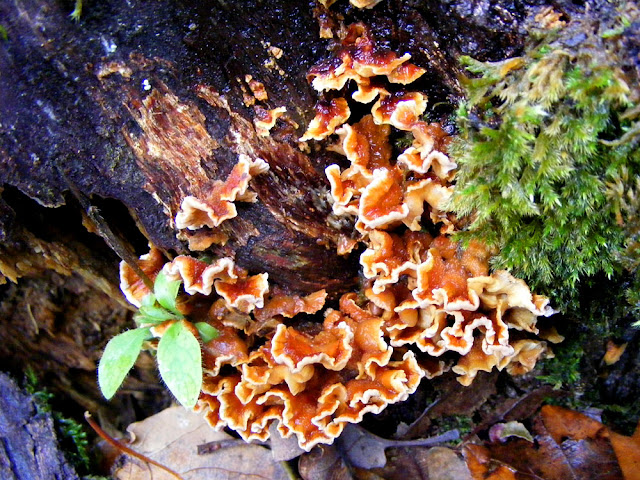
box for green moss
[70,0,83,21]
[24,369,91,473]
[609,171,640,324]
[448,10,640,308]
[431,415,474,444]
[537,337,584,391]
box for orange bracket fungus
[175,154,269,231]
[117,23,557,452]
[254,106,287,137]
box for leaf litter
[463,405,640,480]
[110,406,289,480]
[105,385,639,480]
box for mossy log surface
[0,372,79,480]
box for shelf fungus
[304,24,425,105]
[120,249,425,450]
[300,98,351,141]
[175,154,269,231]
[254,106,287,137]
[173,154,269,250]
[115,23,558,452]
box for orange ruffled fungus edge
[119,23,557,451]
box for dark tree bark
[0,372,79,480]
[0,0,595,440]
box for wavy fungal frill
[119,24,557,451]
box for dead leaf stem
[85,411,185,480]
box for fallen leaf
[610,428,640,480]
[603,340,627,365]
[542,405,640,480]
[463,444,517,480]
[371,446,472,480]
[464,405,640,480]
[298,444,353,480]
[423,447,474,480]
[112,406,289,480]
[540,405,604,443]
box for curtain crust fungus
[300,98,351,141]
[254,106,287,137]
[113,23,557,452]
[175,154,269,231]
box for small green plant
[0,25,8,41]
[98,271,218,408]
[449,14,640,306]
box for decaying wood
[0,0,589,424]
[0,372,79,480]
[0,0,541,288]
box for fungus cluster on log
[117,23,558,451]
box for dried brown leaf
[370,446,472,480]
[112,406,289,480]
[464,405,640,480]
[299,445,354,480]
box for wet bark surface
[0,372,79,480]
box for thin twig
[600,121,640,147]
[59,167,154,291]
[400,398,441,439]
[385,429,460,448]
[84,411,184,480]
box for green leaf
[154,271,182,315]
[195,322,219,343]
[137,305,181,323]
[157,321,202,408]
[141,293,156,309]
[98,327,151,400]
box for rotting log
[0,372,79,480]
[0,0,587,424]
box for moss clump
[608,170,640,324]
[24,369,91,473]
[434,415,474,441]
[449,8,640,307]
